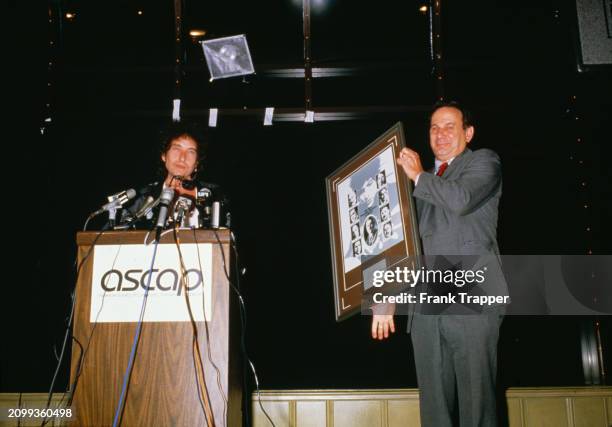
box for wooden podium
[69,230,242,427]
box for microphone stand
[107,207,118,228]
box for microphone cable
[210,229,276,427]
[173,225,215,426]
[191,228,230,423]
[110,237,160,427]
[63,243,126,410]
[40,221,109,427]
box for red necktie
[436,162,448,177]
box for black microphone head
[197,187,212,201]
[181,179,197,190]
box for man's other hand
[371,314,395,340]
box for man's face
[379,188,388,203]
[429,107,474,162]
[361,178,377,207]
[381,207,389,219]
[162,136,198,179]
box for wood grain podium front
[69,230,241,427]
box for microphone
[173,196,193,226]
[155,188,175,230]
[117,195,158,228]
[91,189,137,222]
[196,187,212,202]
[211,201,220,229]
[178,177,196,190]
[133,196,158,221]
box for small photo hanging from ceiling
[200,34,255,81]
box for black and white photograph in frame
[382,220,394,240]
[351,223,361,241]
[380,204,391,222]
[335,143,406,270]
[363,215,379,247]
[376,171,387,188]
[352,240,362,257]
[349,207,359,224]
[378,187,389,205]
[347,188,357,207]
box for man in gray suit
[372,101,506,427]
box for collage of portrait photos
[338,145,405,275]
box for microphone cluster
[91,180,226,232]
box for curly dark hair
[158,121,208,179]
[431,100,474,129]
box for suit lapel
[442,148,472,180]
[416,148,473,230]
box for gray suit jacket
[414,148,502,256]
[410,148,508,321]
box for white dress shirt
[415,156,456,186]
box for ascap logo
[100,268,203,296]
